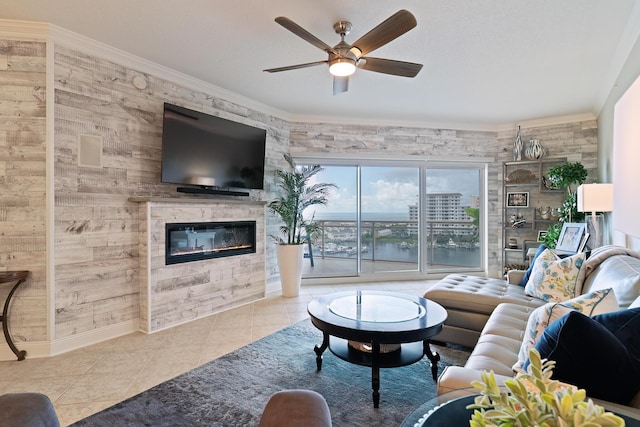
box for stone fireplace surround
[130,197,266,334]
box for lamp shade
[577,183,613,213]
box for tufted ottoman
[423,274,545,347]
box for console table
[0,271,29,361]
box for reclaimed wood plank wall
[53,44,285,341]
[0,39,48,345]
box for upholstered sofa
[424,245,640,410]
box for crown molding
[0,19,599,134]
[502,112,598,131]
[0,19,291,123]
[291,111,597,133]
[49,24,292,122]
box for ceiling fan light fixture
[329,58,356,76]
[268,11,422,93]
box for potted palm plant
[268,154,336,297]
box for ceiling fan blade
[359,57,423,77]
[275,17,338,55]
[333,76,349,95]
[263,60,327,73]
[351,10,417,57]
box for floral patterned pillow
[513,288,618,371]
[524,249,587,302]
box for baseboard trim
[0,341,51,361]
[50,319,139,356]
[265,279,282,296]
[0,319,139,361]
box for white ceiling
[2,0,639,129]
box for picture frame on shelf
[556,222,587,253]
[578,232,590,252]
[506,191,529,207]
[537,230,547,242]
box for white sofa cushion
[513,288,619,371]
[582,254,640,308]
[524,249,587,302]
[462,303,532,377]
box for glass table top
[328,292,425,323]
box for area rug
[72,319,470,427]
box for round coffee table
[307,290,448,407]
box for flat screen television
[161,103,266,195]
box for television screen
[161,103,266,191]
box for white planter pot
[276,244,304,297]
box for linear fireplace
[165,221,256,265]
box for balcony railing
[309,219,478,267]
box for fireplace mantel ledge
[129,196,266,205]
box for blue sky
[307,165,480,218]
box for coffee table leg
[313,332,329,371]
[371,342,381,408]
[424,340,441,381]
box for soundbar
[177,187,250,197]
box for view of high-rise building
[408,193,477,237]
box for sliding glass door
[359,166,420,274]
[299,158,484,280]
[303,165,359,278]
[424,167,482,271]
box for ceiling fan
[263,9,423,95]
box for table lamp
[577,183,613,249]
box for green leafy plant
[542,162,588,246]
[541,222,562,249]
[268,154,336,245]
[464,207,480,244]
[558,191,585,223]
[547,162,588,192]
[468,348,624,427]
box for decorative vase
[525,139,545,159]
[537,207,551,220]
[513,126,523,161]
[276,244,304,297]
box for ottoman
[423,274,544,347]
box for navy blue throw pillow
[518,244,547,286]
[529,309,640,405]
[592,307,640,369]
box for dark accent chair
[0,393,60,427]
[259,389,331,427]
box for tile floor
[0,280,434,426]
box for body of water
[316,242,480,268]
[314,212,410,221]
